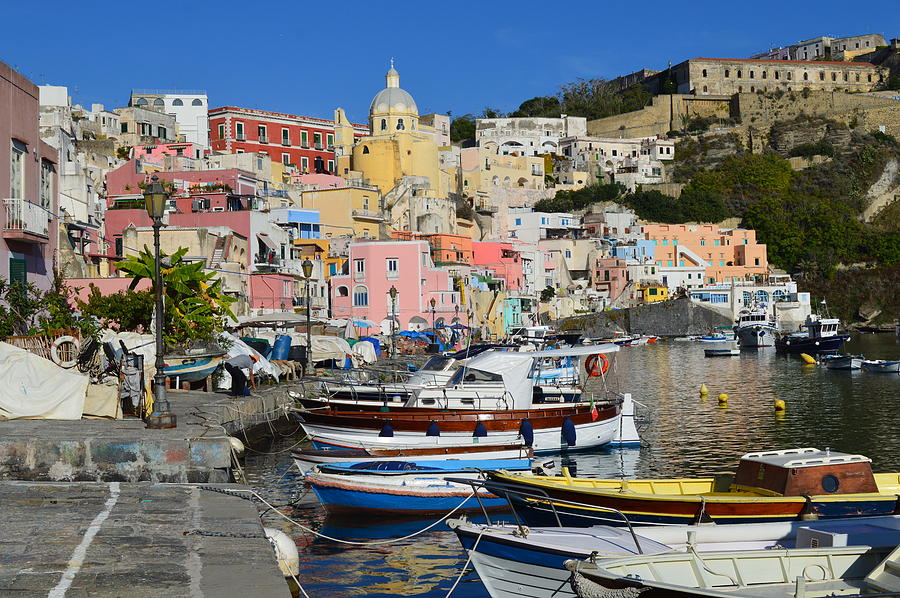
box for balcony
[3,199,49,243]
[352,209,385,222]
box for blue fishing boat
[775,314,850,354]
[305,458,536,515]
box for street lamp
[302,258,313,375]
[389,285,398,358]
[143,175,176,429]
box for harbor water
[243,333,900,597]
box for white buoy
[264,527,300,578]
[228,436,245,455]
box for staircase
[866,545,900,593]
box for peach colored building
[643,224,768,284]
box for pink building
[643,224,768,284]
[592,257,630,300]
[330,240,460,332]
[472,241,523,291]
[1,61,59,290]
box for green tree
[117,246,236,348]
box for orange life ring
[585,353,609,377]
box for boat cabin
[733,448,878,496]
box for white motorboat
[449,515,900,598]
[861,359,900,373]
[734,305,779,347]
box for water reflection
[243,333,899,597]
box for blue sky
[1,1,896,123]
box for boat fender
[473,422,488,438]
[562,417,576,447]
[426,421,440,437]
[263,527,300,578]
[227,436,245,455]
[584,354,609,377]
[518,419,534,447]
[378,423,394,437]
[50,335,80,369]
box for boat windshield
[420,356,454,371]
[448,367,503,385]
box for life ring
[585,353,609,377]
[51,335,80,369]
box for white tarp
[351,340,377,365]
[0,341,90,420]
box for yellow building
[335,65,448,198]
[638,282,669,303]
[299,185,384,239]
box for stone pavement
[0,387,296,483]
[0,481,291,597]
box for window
[381,119,387,131]
[281,153,290,165]
[236,122,245,139]
[258,125,267,142]
[10,140,26,198]
[353,285,368,306]
[217,123,225,139]
[301,131,309,147]
[386,258,399,279]
[191,98,203,106]
[282,128,290,145]
[40,160,53,208]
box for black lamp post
[144,175,176,429]
[389,285,398,358]
[302,258,313,374]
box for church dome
[369,64,418,116]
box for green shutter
[9,258,27,284]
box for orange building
[391,231,473,266]
[643,224,768,284]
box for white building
[129,89,209,150]
[476,115,587,156]
[558,135,675,191]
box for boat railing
[445,476,649,555]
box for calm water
[244,333,900,597]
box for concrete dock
[0,387,296,483]
[0,481,291,596]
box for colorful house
[330,240,460,333]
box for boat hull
[775,334,850,354]
[736,325,778,347]
[485,472,900,527]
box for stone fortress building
[645,57,889,96]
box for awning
[257,233,278,251]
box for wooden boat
[297,400,623,454]
[704,347,739,357]
[292,441,532,474]
[304,458,535,516]
[484,448,900,527]
[563,544,898,598]
[448,515,900,598]
[822,354,864,370]
[861,359,900,373]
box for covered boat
[484,448,900,527]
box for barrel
[271,335,291,360]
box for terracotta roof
[691,57,878,67]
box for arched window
[353,285,368,306]
[191,98,203,106]
[172,98,184,106]
[336,286,349,297]
[362,146,369,154]
[135,98,148,106]
[153,98,164,106]
[380,119,387,131]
